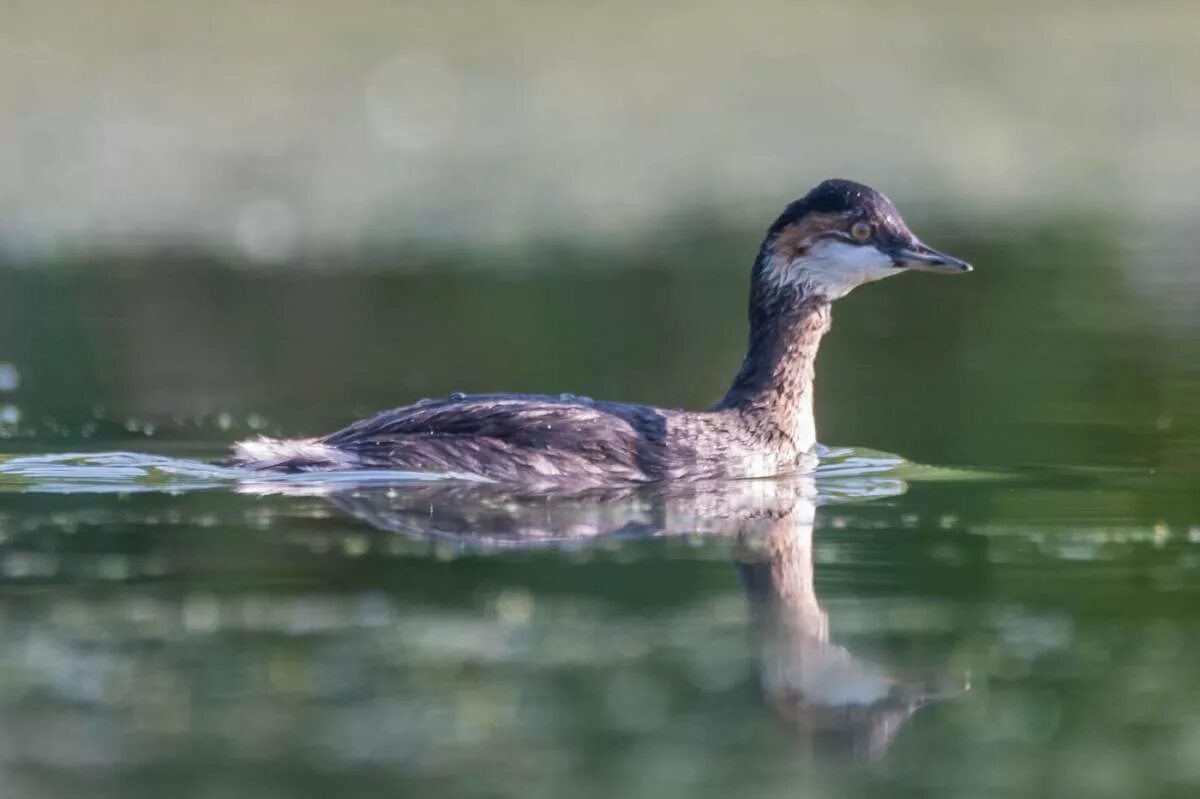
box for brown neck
[717,286,831,451]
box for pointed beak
[889,241,972,274]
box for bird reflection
[735,490,963,759]
[255,472,963,758]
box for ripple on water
[0,445,928,499]
[0,451,483,495]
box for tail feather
[230,436,354,471]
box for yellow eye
[850,222,872,242]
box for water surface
[0,223,1198,797]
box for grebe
[232,179,970,484]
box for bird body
[232,179,970,485]
[233,392,808,484]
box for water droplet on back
[449,392,466,401]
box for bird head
[754,179,971,302]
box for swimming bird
[232,179,970,485]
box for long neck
[717,284,831,452]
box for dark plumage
[231,179,971,486]
[767,178,893,236]
[323,394,703,483]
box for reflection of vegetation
[0,214,1196,493]
[0,462,1193,790]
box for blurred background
[6,0,1200,257]
[2,2,1200,798]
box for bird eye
[850,222,872,242]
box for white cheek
[768,241,898,300]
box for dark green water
[0,219,1198,797]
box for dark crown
[766,179,896,239]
